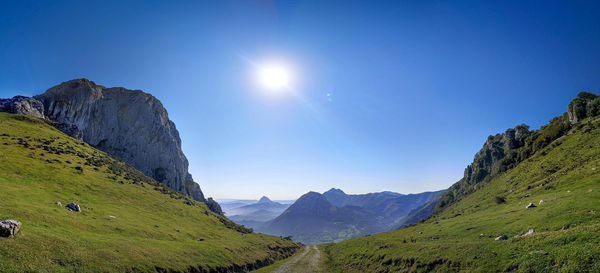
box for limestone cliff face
[0,96,45,118]
[34,79,210,206]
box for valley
[2,2,600,272]
[223,189,444,245]
[1,80,599,273]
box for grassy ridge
[0,113,299,272]
[322,117,600,272]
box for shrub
[588,97,600,117]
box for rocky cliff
[438,91,599,210]
[568,92,600,123]
[1,79,221,214]
[0,96,45,118]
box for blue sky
[1,0,599,199]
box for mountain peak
[293,192,331,207]
[324,188,346,195]
[277,191,334,218]
[258,196,272,203]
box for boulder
[495,235,508,241]
[0,220,22,237]
[526,203,537,209]
[66,203,81,212]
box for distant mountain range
[221,196,292,228]
[323,188,444,227]
[255,188,445,245]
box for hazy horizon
[2,1,599,199]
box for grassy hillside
[0,113,299,272]
[322,112,600,272]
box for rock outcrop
[205,198,223,215]
[33,79,208,204]
[438,92,600,210]
[568,92,600,123]
[0,96,44,118]
[0,79,221,213]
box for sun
[257,64,292,92]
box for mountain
[258,196,273,203]
[229,209,282,224]
[258,189,443,245]
[323,188,444,227]
[218,199,257,212]
[227,196,290,216]
[225,196,290,229]
[0,112,299,272]
[394,199,439,228]
[321,188,351,207]
[258,192,378,245]
[322,92,600,272]
[0,79,221,213]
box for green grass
[0,113,299,272]
[322,117,600,272]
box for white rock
[0,220,22,237]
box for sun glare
[257,64,292,92]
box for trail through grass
[255,246,323,273]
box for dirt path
[271,246,322,273]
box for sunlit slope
[323,117,600,272]
[0,113,298,273]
